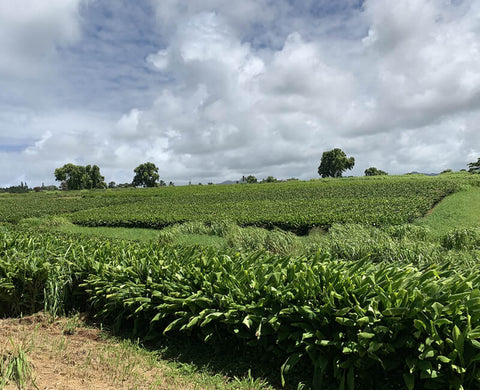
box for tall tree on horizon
[318,148,355,178]
[132,162,160,187]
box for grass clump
[306,223,437,264]
[441,227,480,250]
[157,222,303,255]
[0,338,37,390]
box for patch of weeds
[0,338,37,390]
[233,369,270,389]
[62,313,81,335]
[441,227,480,250]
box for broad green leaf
[358,332,375,339]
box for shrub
[442,228,480,250]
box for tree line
[317,148,388,178]
[53,162,163,191]
[317,149,480,178]
[2,152,479,193]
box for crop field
[0,174,472,231]
[68,176,465,231]
[0,192,138,223]
[1,173,480,389]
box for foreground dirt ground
[0,313,207,390]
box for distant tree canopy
[468,158,480,173]
[132,162,160,187]
[0,182,29,194]
[318,148,355,178]
[245,175,258,184]
[262,176,277,183]
[364,167,388,176]
[54,163,106,190]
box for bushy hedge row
[1,229,480,389]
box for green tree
[54,164,89,190]
[262,176,277,183]
[318,148,355,178]
[468,158,480,173]
[132,162,160,187]
[245,175,258,184]
[85,164,106,189]
[55,163,106,190]
[364,167,388,176]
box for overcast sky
[1,0,480,187]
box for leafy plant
[442,228,480,250]
[0,338,37,390]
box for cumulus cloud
[126,0,480,182]
[363,0,480,125]
[1,0,480,186]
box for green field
[417,186,480,236]
[0,174,472,230]
[1,173,480,389]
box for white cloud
[361,0,480,130]
[1,0,480,187]
[0,0,83,78]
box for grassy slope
[416,186,480,237]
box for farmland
[0,174,470,230]
[1,173,480,389]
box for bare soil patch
[0,313,207,390]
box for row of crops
[68,177,462,231]
[1,174,475,230]
[1,228,480,389]
[53,176,474,232]
[0,192,140,223]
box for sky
[1,0,480,187]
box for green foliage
[2,229,480,389]
[318,148,355,178]
[261,176,277,183]
[156,222,301,255]
[85,164,106,189]
[0,339,36,389]
[66,176,462,232]
[441,228,480,250]
[2,175,476,232]
[132,162,160,188]
[364,167,388,176]
[1,182,29,194]
[0,191,137,223]
[468,158,480,173]
[54,163,106,190]
[245,175,258,184]
[416,186,480,237]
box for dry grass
[0,313,221,390]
